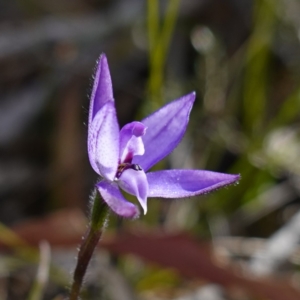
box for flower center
[116,163,142,178]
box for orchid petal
[119,122,147,163]
[88,102,119,180]
[147,169,240,198]
[89,54,113,125]
[118,168,149,214]
[97,180,139,218]
[133,92,196,171]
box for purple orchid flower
[88,54,240,218]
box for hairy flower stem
[69,191,109,300]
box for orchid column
[69,54,240,299]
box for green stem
[147,0,181,106]
[147,0,159,62]
[69,191,109,300]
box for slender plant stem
[147,0,159,66]
[147,0,181,107]
[27,241,51,300]
[69,191,109,300]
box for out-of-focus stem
[27,241,51,300]
[147,0,181,108]
[147,0,159,63]
[69,191,109,300]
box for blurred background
[1,0,300,299]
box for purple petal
[89,54,114,125]
[118,168,149,214]
[147,169,240,198]
[133,92,196,171]
[119,122,147,163]
[88,102,119,181]
[97,180,139,218]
